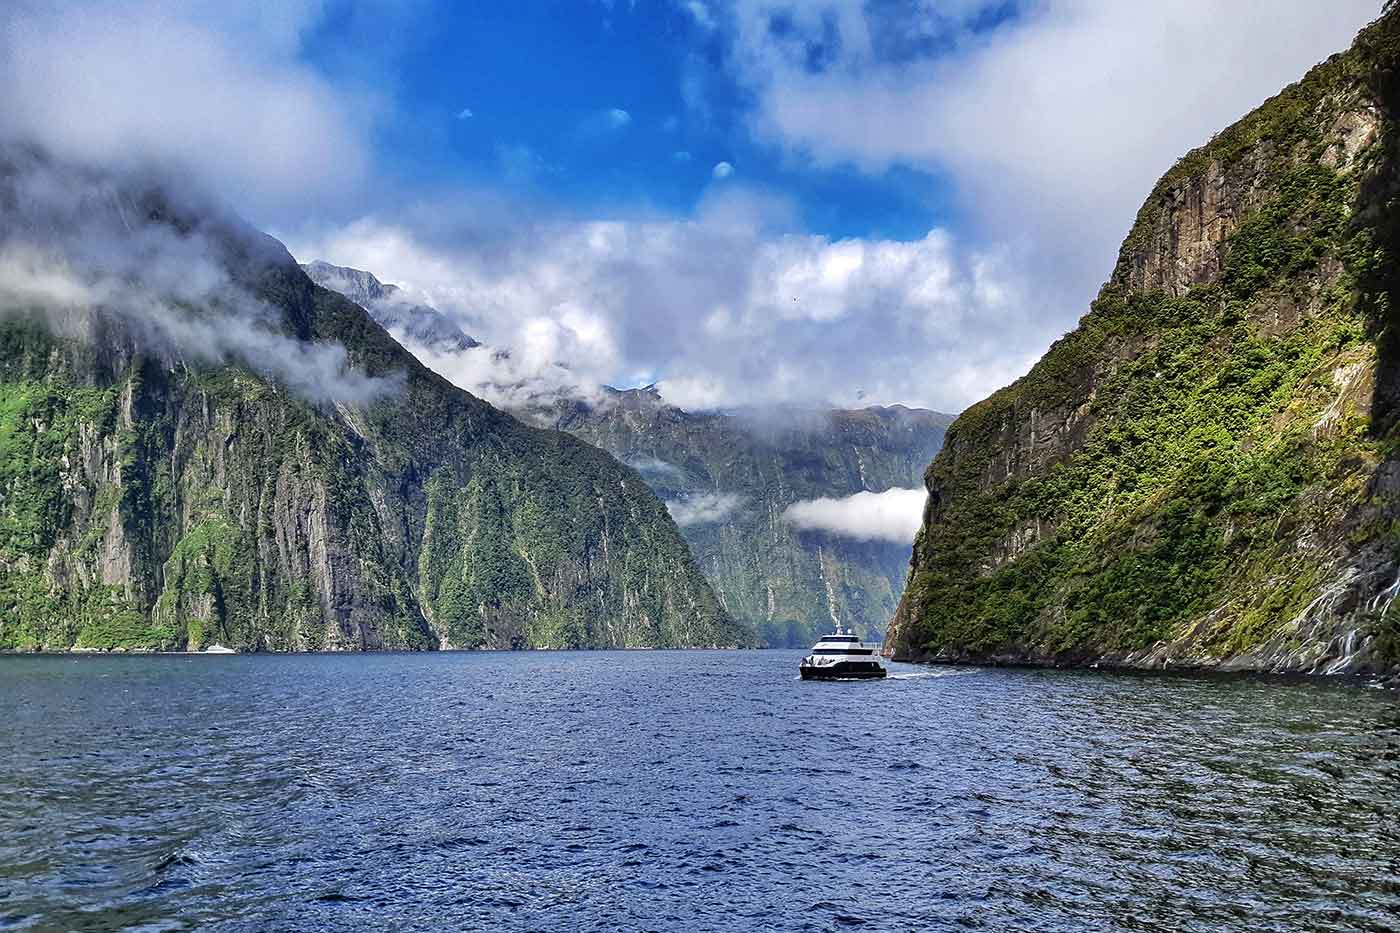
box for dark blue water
[2,651,1398,931]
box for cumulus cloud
[457,107,475,120]
[666,493,745,526]
[0,153,400,406]
[286,187,1045,412]
[783,488,926,544]
[0,1,377,222]
[724,0,1380,307]
[395,337,589,410]
[5,0,1379,424]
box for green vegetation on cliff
[551,389,949,647]
[0,157,749,652]
[305,260,954,650]
[892,9,1400,673]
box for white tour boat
[799,624,886,680]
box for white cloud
[0,155,400,406]
[783,488,927,543]
[457,107,474,120]
[667,493,745,526]
[725,0,1380,304]
[6,0,1378,426]
[286,189,1044,413]
[396,338,588,410]
[628,456,686,479]
[0,1,377,222]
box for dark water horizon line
[8,645,1395,690]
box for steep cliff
[305,262,952,648]
[890,9,1400,674]
[0,151,748,652]
[551,387,949,647]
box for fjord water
[2,652,1397,931]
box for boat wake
[795,668,973,682]
[885,668,975,680]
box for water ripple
[0,652,1397,931]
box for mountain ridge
[296,261,952,647]
[0,149,750,652]
[301,259,480,354]
[546,386,950,647]
[888,8,1400,675]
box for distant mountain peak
[0,155,747,653]
[301,259,480,353]
[889,9,1400,674]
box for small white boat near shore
[202,644,236,655]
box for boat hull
[799,660,887,680]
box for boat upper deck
[809,630,877,656]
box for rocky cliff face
[890,9,1400,675]
[304,264,952,648]
[0,151,748,652]
[551,387,949,647]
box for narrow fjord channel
[3,651,1397,931]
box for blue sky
[304,0,970,242]
[0,0,1384,412]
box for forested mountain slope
[551,387,949,646]
[890,9,1400,674]
[307,262,952,647]
[0,150,748,652]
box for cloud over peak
[287,194,1045,413]
[0,1,377,221]
[10,0,1373,423]
[0,153,400,406]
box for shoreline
[888,652,1400,689]
[0,644,767,658]
[7,646,1396,687]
